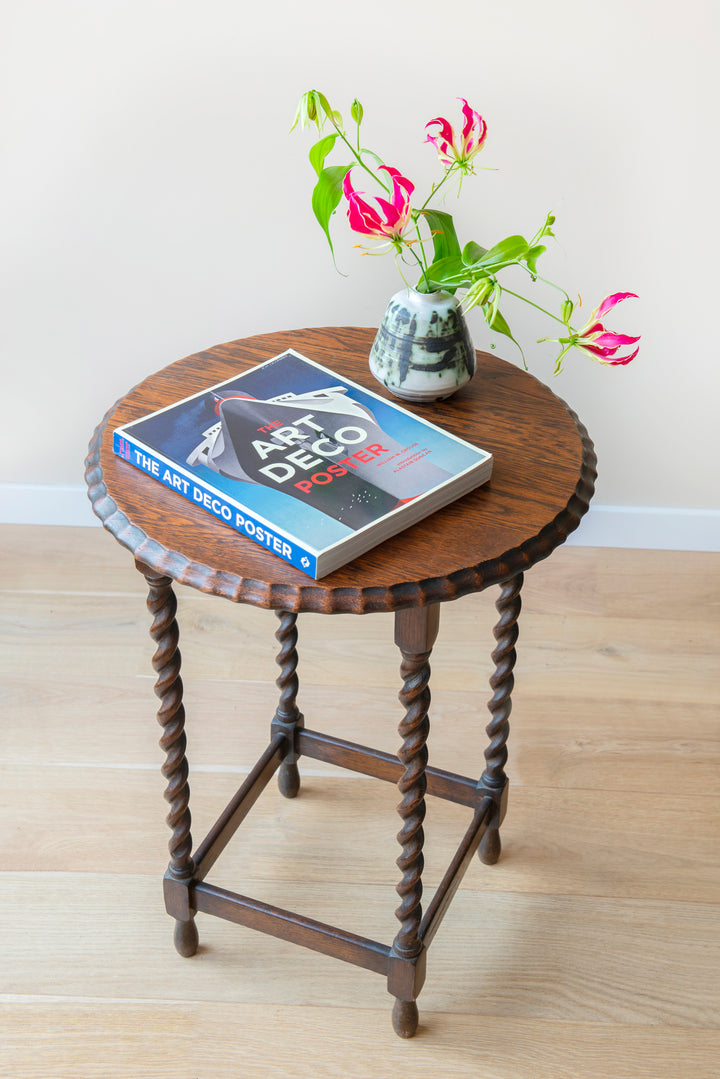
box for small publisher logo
[301,557,310,569]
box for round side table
[85,326,596,1038]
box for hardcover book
[112,349,493,578]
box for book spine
[112,431,319,578]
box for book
[112,348,493,578]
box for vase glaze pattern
[369,288,476,402]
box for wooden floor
[1,525,718,1078]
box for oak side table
[85,326,596,1038]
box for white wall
[2,0,718,544]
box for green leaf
[488,305,510,333]
[312,164,352,256]
[423,254,473,290]
[462,240,488,265]
[421,209,461,263]
[482,303,527,368]
[309,134,338,177]
[472,234,529,271]
[525,244,547,275]
[359,147,385,168]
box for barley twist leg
[393,646,430,962]
[139,562,198,956]
[479,572,523,865]
[389,605,439,1038]
[272,610,304,799]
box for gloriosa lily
[292,89,639,374]
[425,98,488,172]
[575,293,641,365]
[343,166,414,242]
[565,292,641,369]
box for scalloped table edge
[84,401,596,614]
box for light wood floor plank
[3,524,718,620]
[1,1003,718,1079]
[3,874,718,1029]
[0,525,137,594]
[3,672,718,795]
[2,586,717,706]
[3,769,718,903]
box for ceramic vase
[369,288,476,402]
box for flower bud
[471,279,493,306]
[351,99,364,125]
[461,277,493,314]
[290,90,326,132]
[561,298,573,323]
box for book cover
[112,349,493,578]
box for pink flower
[342,166,414,240]
[575,292,640,365]
[425,98,488,170]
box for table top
[85,327,596,614]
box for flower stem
[417,163,461,213]
[553,343,574,375]
[409,215,430,273]
[501,285,569,326]
[518,261,572,305]
[327,114,392,193]
[402,240,432,291]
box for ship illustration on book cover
[113,349,493,577]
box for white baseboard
[1,483,719,552]
[564,505,720,552]
[0,484,100,528]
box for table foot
[392,998,419,1038]
[173,917,199,957]
[278,761,301,799]
[478,826,502,865]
